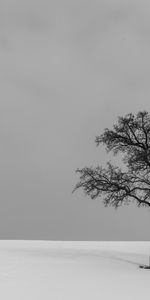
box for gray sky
[0,0,150,240]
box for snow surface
[0,241,150,299]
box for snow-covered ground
[0,241,150,300]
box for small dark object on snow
[139,265,150,269]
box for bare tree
[73,111,150,208]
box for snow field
[0,241,149,300]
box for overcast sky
[0,0,150,240]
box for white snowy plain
[0,241,150,300]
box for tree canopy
[73,111,150,208]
